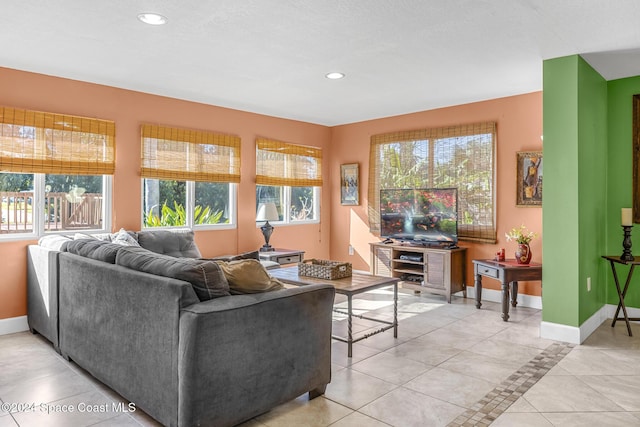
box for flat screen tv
[380,188,458,245]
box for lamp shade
[256,202,279,222]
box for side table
[472,259,542,321]
[259,249,305,266]
[602,255,640,336]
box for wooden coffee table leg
[347,295,353,358]
[393,282,398,338]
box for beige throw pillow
[215,259,284,294]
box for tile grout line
[447,341,575,427]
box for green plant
[144,201,226,227]
[194,204,224,224]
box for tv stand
[370,242,466,303]
[401,240,458,249]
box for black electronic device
[380,188,458,246]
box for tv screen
[380,188,458,244]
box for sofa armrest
[27,245,61,351]
[178,284,335,427]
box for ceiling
[3,1,640,126]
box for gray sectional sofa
[27,230,334,427]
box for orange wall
[0,67,331,320]
[330,92,543,295]
[0,66,543,321]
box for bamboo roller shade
[141,124,241,183]
[255,138,322,187]
[0,107,115,175]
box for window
[255,138,322,223]
[368,122,496,242]
[0,107,114,237]
[141,124,240,229]
[256,185,319,222]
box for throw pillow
[112,228,140,247]
[116,246,230,301]
[215,259,284,294]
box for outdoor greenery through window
[143,180,234,227]
[255,138,322,223]
[256,185,319,222]
[141,124,240,229]
[368,122,496,242]
[0,107,114,236]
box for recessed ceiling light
[137,13,168,25]
[325,72,345,80]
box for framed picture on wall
[516,151,543,206]
[340,163,359,205]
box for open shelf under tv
[370,242,466,303]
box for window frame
[0,172,112,241]
[256,185,320,226]
[140,179,237,230]
[255,138,322,226]
[369,122,497,243]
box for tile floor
[1,288,640,427]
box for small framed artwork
[516,151,543,206]
[340,163,359,205]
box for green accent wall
[542,55,608,326]
[607,76,640,308]
[576,57,608,322]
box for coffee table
[269,266,399,357]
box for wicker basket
[298,259,352,280]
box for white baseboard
[540,305,611,344]
[465,286,542,309]
[605,302,640,320]
[0,315,29,336]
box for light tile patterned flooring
[2,288,640,426]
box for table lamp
[256,202,279,252]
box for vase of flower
[515,243,532,264]
[505,225,537,265]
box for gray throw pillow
[137,229,201,258]
[64,239,123,264]
[115,246,229,301]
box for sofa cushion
[116,246,229,300]
[137,229,201,258]
[73,233,97,241]
[215,259,285,294]
[64,239,123,264]
[38,234,72,251]
[210,250,260,262]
